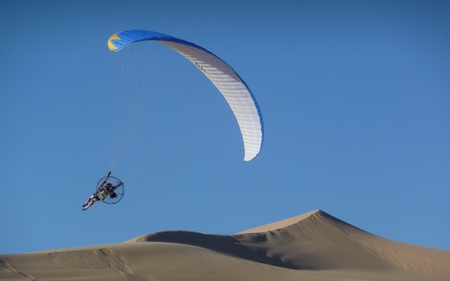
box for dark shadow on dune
[134,231,300,269]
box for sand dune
[1,210,449,281]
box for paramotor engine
[96,175,125,204]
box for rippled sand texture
[2,210,449,281]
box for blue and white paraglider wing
[108,30,263,161]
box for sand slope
[1,210,449,281]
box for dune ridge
[129,209,450,272]
[1,209,449,281]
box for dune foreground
[1,210,449,281]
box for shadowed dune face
[129,230,301,269]
[129,210,393,271]
[1,209,450,281]
[234,210,396,270]
[130,210,450,273]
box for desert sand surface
[1,209,449,281]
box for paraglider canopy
[108,30,264,161]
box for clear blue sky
[1,0,449,254]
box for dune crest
[1,209,450,281]
[128,209,450,273]
[237,209,325,233]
